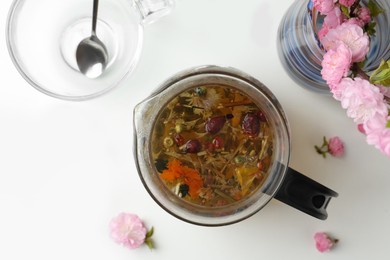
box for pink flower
[318,7,345,42]
[315,136,345,158]
[321,43,352,88]
[343,17,365,28]
[338,77,388,124]
[109,213,147,249]
[313,0,336,14]
[379,128,390,157]
[323,7,345,30]
[321,23,369,62]
[339,0,355,7]
[364,114,390,158]
[364,113,387,147]
[318,24,329,42]
[358,7,371,24]
[328,137,345,157]
[314,232,338,253]
[357,124,366,134]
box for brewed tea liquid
[151,85,274,207]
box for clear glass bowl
[6,0,174,101]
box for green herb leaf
[370,60,390,86]
[146,226,154,238]
[368,0,384,17]
[340,5,350,18]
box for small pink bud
[314,232,338,253]
[328,136,345,157]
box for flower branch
[314,0,390,158]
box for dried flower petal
[160,159,203,198]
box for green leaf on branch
[341,5,350,18]
[145,239,154,250]
[370,60,390,86]
[368,0,384,17]
[144,227,154,250]
[365,21,377,36]
[387,120,390,128]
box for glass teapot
[134,66,338,226]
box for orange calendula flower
[160,160,182,181]
[160,159,203,199]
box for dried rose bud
[173,133,185,146]
[242,113,260,136]
[212,136,224,149]
[205,116,226,134]
[184,139,202,153]
[256,110,267,121]
[205,142,215,152]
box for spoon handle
[91,0,99,35]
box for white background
[1,0,390,259]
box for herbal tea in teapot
[151,85,274,207]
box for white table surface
[1,0,389,259]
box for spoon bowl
[76,0,108,78]
[76,34,108,78]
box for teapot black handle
[274,167,338,220]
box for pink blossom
[109,213,147,249]
[343,17,365,28]
[339,0,355,7]
[318,24,329,42]
[315,136,345,158]
[357,124,366,134]
[379,85,390,99]
[318,7,345,43]
[313,0,336,14]
[338,77,388,124]
[364,113,387,147]
[321,23,369,62]
[323,7,345,30]
[314,232,337,252]
[379,128,390,157]
[358,7,371,24]
[331,79,348,101]
[364,114,390,158]
[321,43,352,88]
[328,136,345,157]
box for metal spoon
[76,0,108,79]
